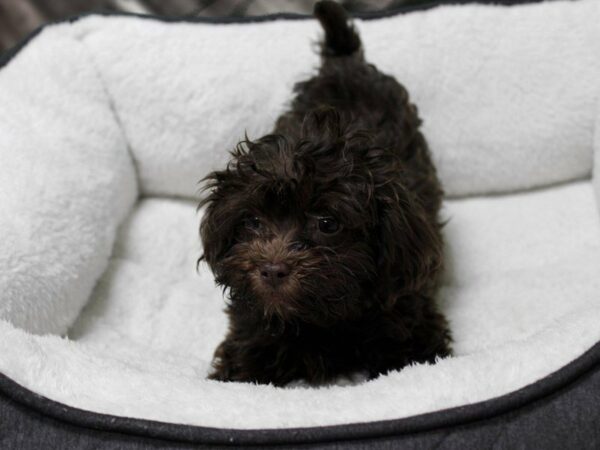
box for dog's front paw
[207,341,239,382]
[207,339,267,384]
[207,337,295,385]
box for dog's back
[275,1,442,218]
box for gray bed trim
[0,341,598,447]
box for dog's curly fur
[199,1,451,386]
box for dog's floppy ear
[198,166,248,272]
[374,177,443,308]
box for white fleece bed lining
[1,0,600,430]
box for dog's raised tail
[314,1,361,57]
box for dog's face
[200,109,441,326]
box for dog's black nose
[260,263,290,287]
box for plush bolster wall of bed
[1,0,599,448]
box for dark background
[0,0,533,54]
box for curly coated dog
[199,0,451,386]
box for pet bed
[1,0,600,448]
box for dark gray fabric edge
[2,349,599,449]
[0,340,598,446]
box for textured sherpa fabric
[76,1,600,200]
[0,31,138,335]
[0,0,600,432]
[595,107,600,212]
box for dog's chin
[252,285,364,328]
[251,283,300,322]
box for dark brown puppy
[199,1,451,386]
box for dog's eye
[318,217,340,234]
[244,216,261,230]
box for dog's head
[200,108,442,326]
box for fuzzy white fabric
[1,0,600,430]
[594,102,600,213]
